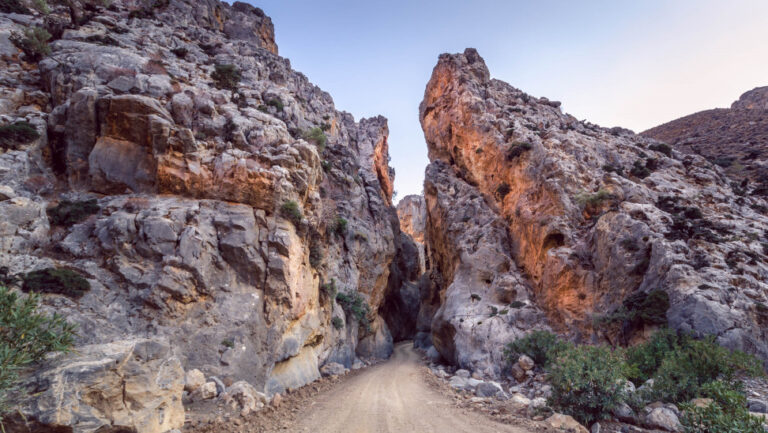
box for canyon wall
[418,49,768,372]
[0,2,413,431]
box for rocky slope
[643,87,768,189]
[417,49,768,373]
[0,1,416,432]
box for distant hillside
[643,87,768,193]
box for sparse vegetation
[331,316,344,330]
[280,200,302,227]
[0,121,40,150]
[211,64,241,92]
[336,291,371,333]
[505,330,569,368]
[630,159,652,178]
[266,98,284,112]
[504,328,764,429]
[303,127,328,152]
[649,143,672,157]
[1,0,30,14]
[22,268,91,299]
[0,286,77,416]
[575,189,614,209]
[221,338,235,348]
[330,216,348,236]
[680,381,765,433]
[320,279,337,300]
[595,290,669,342]
[47,199,100,226]
[10,26,51,62]
[548,344,628,426]
[507,142,532,160]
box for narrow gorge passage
[284,342,534,433]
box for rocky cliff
[0,1,414,432]
[417,49,768,373]
[643,87,768,189]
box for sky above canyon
[247,0,768,199]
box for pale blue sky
[247,0,768,198]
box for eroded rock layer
[0,2,413,431]
[419,49,768,368]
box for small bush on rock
[331,316,344,330]
[336,291,371,333]
[0,0,30,14]
[10,27,51,62]
[47,199,100,226]
[211,64,241,92]
[0,121,40,150]
[22,268,91,299]
[507,142,532,160]
[504,330,569,368]
[280,200,302,227]
[0,286,76,415]
[680,381,765,433]
[548,344,628,426]
[303,127,327,152]
[330,217,348,236]
[649,143,672,157]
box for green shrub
[330,217,348,236]
[320,279,337,299]
[331,316,344,330]
[21,268,91,299]
[596,290,670,338]
[309,243,322,268]
[0,286,77,414]
[336,291,371,333]
[652,336,763,403]
[625,328,681,385]
[504,330,569,368]
[575,189,614,210]
[47,199,100,227]
[221,338,234,348]
[0,121,40,150]
[211,64,241,92]
[303,127,327,152]
[630,159,652,178]
[548,344,628,426]
[680,381,765,433]
[507,142,532,160]
[280,200,302,227]
[266,98,284,112]
[649,143,672,157]
[10,27,51,62]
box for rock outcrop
[643,86,768,187]
[0,2,417,431]
[418,49,768,370]
[396,194,427,273]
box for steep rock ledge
[419,49,768,366]
[0,2,417,431]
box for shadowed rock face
[643,86,768,187]
[0,1,416,431]
[419,49,768,369]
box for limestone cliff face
[396,194,426,272]
[0,2,409,431]
[419,49,768,367]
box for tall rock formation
[418,49,768,373]
[0,2,415,431]
[643,87,768,189]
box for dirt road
[288,341,534,433]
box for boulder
[8,339,184,433]
[474,381,503,398]
[320,362,348,377]
[518,354,535,371]
[748,399,767,413]
[198,382,218,400]
[221,381,268,416]
[184,368,206,392]
[546,413,589,433]
[644,407,682,432]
